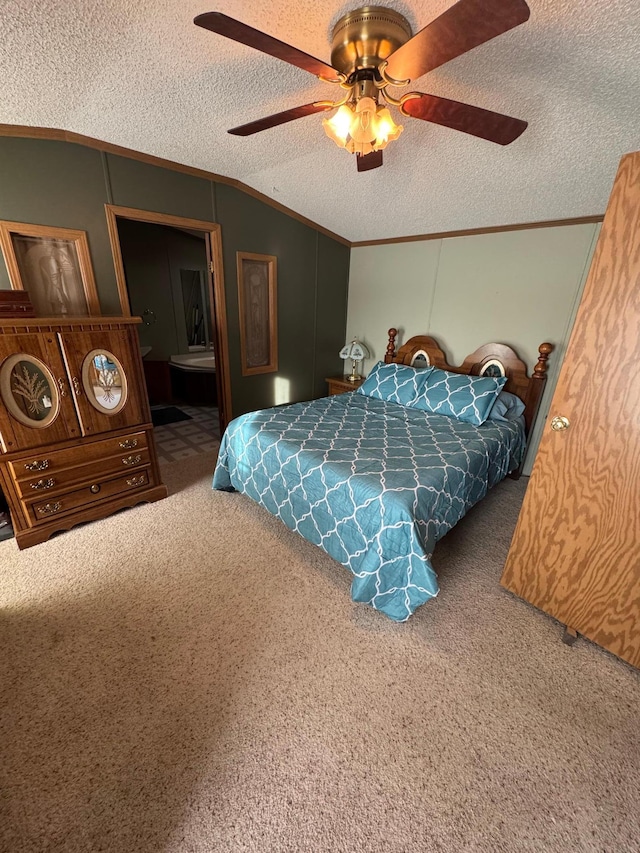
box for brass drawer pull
[122,454,142,466]
[90,484,101,494]
[25,459,49,472]
[37,502,62,516]
[126,475,146,488]
[30,478,56,491]
[119,438,138,450]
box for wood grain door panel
[501,152,640,668]
[0,332,81,452]
[58,328,148,436]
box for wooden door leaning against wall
[104,205,232,432]
[501,150,640,669]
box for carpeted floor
[1,454,638,852]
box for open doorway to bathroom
[105,206,231,465]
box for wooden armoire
[501,151,640,668]
[0,316,167,549]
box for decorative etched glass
[0,354,60,428]
[81,349,127,414]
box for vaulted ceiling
[2,0,639,242]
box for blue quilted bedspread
[212,392,525,621]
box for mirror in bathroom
[181,269,213,351]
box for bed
[213,330,552,621]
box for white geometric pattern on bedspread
[212,392,525,621]
[356,360,432,406]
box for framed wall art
[0,220,100,317]
[236,252,278,376]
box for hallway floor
[152,405,220,464]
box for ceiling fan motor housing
[330,6,412,77]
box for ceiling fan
[194,0,530,172]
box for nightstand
[325,375,364,395]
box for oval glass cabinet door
[0,353,60,428]
[81,349,128,415]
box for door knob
[551,415,570,432]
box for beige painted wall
[346,223,600,473]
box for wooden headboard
[384,328,553,437]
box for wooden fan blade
[194,12,342,81]
[401,93,527,145]
[385,0,530,82]
[228,103,334,136]
[356,151,383,172]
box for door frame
[104,204,232,428]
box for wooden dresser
[0,316,167,549]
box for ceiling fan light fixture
[350,97,378,143]
[374,107,403,146]
[322,99,403,156]
[322,104,353,146]
[199,1,530,170]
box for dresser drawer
[10,431,148,480]
[13,447,150,498]
[26,467,153,525]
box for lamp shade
[340,339,370,361]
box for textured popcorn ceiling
[2,0,639,242]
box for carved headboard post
[524,342,554,433]
[534,342,553,379]
[385,328,398,363]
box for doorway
[105,205,231,462]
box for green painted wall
[314,234,350,399]
[106,154,215,223]
[347,224,600,473]
[215,184,349,413]
[0,136,349,417]
[0,137,119,311]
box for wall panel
[346,241,441,366]
[430,226,598,367]
[105,154,214,223]
[215,183,323,414]
[314,235,350,398]
[0,137,119,311]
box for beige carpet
[1,453,638,853]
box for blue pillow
[357,361,433,407]
[487,390,526,423]
[412,368,507,425]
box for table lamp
[339,338,370,382]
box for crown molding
[351,215,604,247]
